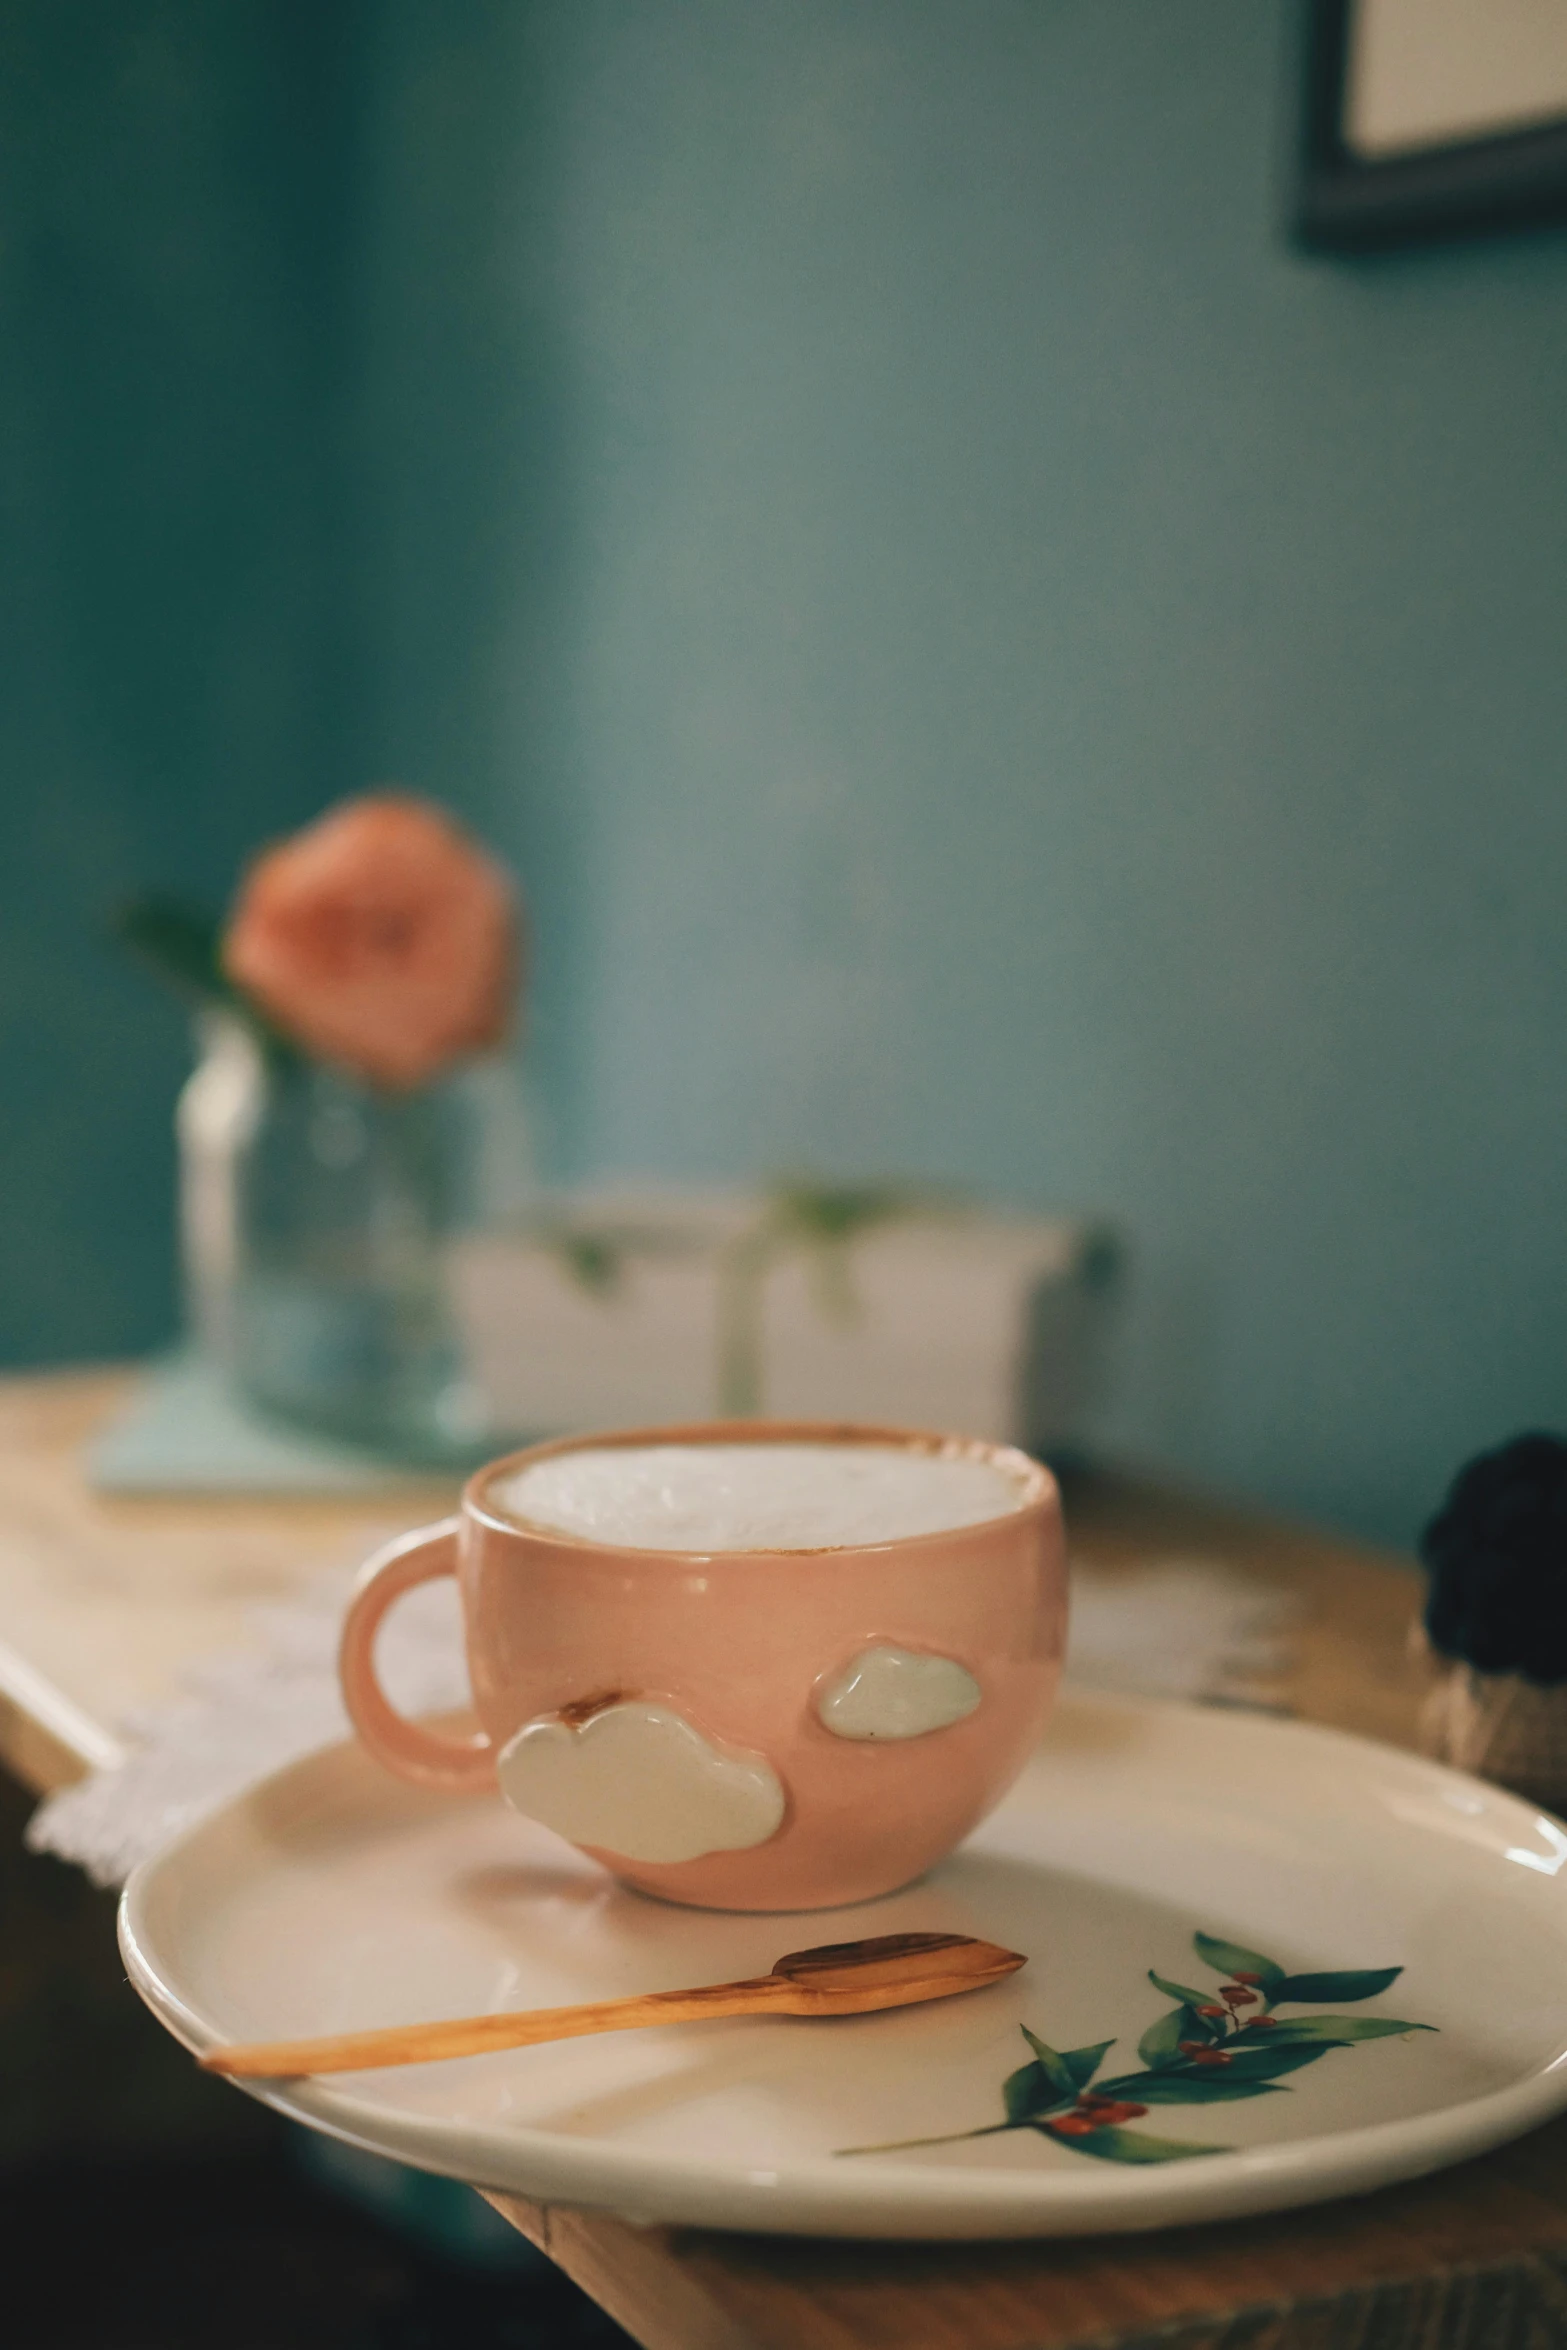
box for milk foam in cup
[339,1422,1067,1911]
[488,1440,1028,1553]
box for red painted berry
[1196,2005,1228,2019]
[1222,1987,1259,2008]
[1232,1971,1263,1985]
[1051,2095,1150,2134]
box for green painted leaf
[1017,2028,1079,2102]
[1109,2075,1289,2106]
[1004,2037,1116,2123]
[1002,2060,1066,2125]
[1193,1933,1285,1988]
[1271,1968,1403,2005]
[1104,2039,1325,2096]
[1250,2015,1433,2046]
[1138,2008,1193,2068]
[1041,2122,1226,2165]
[1061,2039,1115,2092]
[1149,1969,1214,2012]
[1215,2043,1335,2080]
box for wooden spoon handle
[201,1976,786,2078]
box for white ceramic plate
[119,1693,1567,2239]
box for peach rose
[223,794,521,1089]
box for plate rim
[118,1692,1567,2239]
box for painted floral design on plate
[844,1931,1435,2164]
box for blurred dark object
[0,1769,629,2346]
[1418,1433,1567,1814]
[1296,0,1567,252]
[1420,1432,1567,1684]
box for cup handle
[338,1518,498,1792]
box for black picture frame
[1295,0,1567,252]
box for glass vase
[178,1012,502,1466]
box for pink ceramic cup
[339,1420,1067,1912]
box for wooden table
[4,1366,1566,2349]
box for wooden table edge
[483,2160,1567,2350]
[0,1635,124,1793]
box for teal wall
[8,0,1567,1549]
[0,1,365,1359]
[458,0,1567,1544]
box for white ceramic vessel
[119,1692,1567,2240]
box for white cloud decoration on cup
[497,1700,786,1863]
[815,1646,982,1740]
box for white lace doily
[28,1559,1294,1889]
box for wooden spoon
[201,1931,1026,2078]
